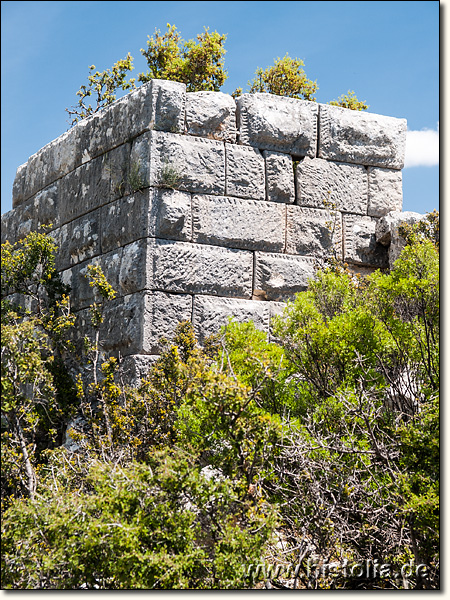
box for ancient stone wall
[2,79,408,378]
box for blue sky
[1,0,439,215]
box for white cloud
[404,125,439,168]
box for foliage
[1,215,439,589]
[1,233,76,503]
[139,23,228,92]
[66,54,136,126]
[329,89,368,111]
[234,53,318,101]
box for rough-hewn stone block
[186,91,236,142]
[296,157,367,214]
[192,295,270,342]
[318,104,407,169]
[375,210,424,269]
[149,131,226,195]
[192,194,285,251]
[150,239,253,298]
[263,150,295,203]
[236,93,318,156]
[286,206,342,259]
[368,167,403,217]
[52,209,101,271]
[254,253,317,301]
[101,188,192,252]
[225,143,265,200]
[100,291,192,355]
[343,214,389,268]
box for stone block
[286,206,342,259]
[368,167,403,217]
[186,91,237,142]
[318,104,407,169]
[100,290,192,356]
[101,188,192,252]
[149,131,226,195]
[192,194,285,251]
[33,183,61,231]
[59,155,111,225]
[343,214,389,268]
[236,93,318,156]
[53,209,101,271]
[1,199,36,243]
[192,295,270,342]
[375,210,424,269]
[61,248,123,311]
[254,253,317,301]
[296,157,367,214]
[12,162,27,208]
[225,143,265,199]
[120,354,160,386]
[150,239,253,298]
[263,151,295,203]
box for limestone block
[12,163,27,208]
[263,151,295,203]
[120,354,160,386]
[154,188,192,241]
[101,192,153,252]
[53,209,101,271]
[59,155,111,225]
[236,93,318,156]
[149,131,226,195]
[101,80,186,149]
[368,167,403,217]
[225,143,265,199]
[106,143,133,201]
[118,239,151,296]
[192,194,285,251]
[254,253,317,301]
[296,157,367,214]
[186,91,237,142]
[61,248,122,311]
[101,188,192,253]
[100,290,192,356]
[343,214,389,268]
[286,206,342,259]
[1,200,35,243]
[192,295,270,342]
[375,210,424,269]
[33,183,61,231]
[150,239,253,298]
[318,104,407,169]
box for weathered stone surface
[225,143,265,200]
[318,104,407,169]
[61,248,122,311]
[150,239,253,298]
[296,157,367,214]
[59,154,111,225]
[120,354,160,386]
[100,291,192,356]
[368,166,403,217]
[192,194,285,251]
[12,162,27,207]
[154,188,192,241]
[192,295,270,342]
[149,131,225,195]
[254,253,317,301]
[286,206,342,259]
[263,150,295,203]
[52,209,101,271]
[186,91,237,142]
[375,210,424,269]
[343,214,389,268]
[236,93,318,156]
[1,200,36,243]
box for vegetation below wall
[1,214,439,589]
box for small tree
[329,89,368,111]
[66,54,136,126]
[139,24,228,92]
